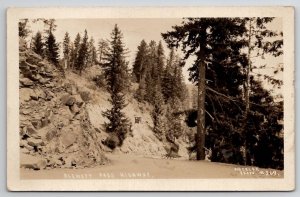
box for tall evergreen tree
[87,37,97,67]
[70,33,81,69]
[241,17,283,164]
[43,19,60,66]
[143,40,166,105]
[156,41,165,82]
[162,49,186,103]
[63,32,71,69]
[151,85,166,140]
[135,77,147,101]
[163,18,283,169]
[32,31,44,57]
[19,19,30,38]
[98,39,109,66]
[75,30,89,75]
[132,39,149,83]
[102,24,131,147]
[45,30,60,66]
[162,18,248,160]
[162,48,175,101]
[43,19,57,34]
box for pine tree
[45,30,60,66]
[151,85,166,140]
[241,17,283,165]
[43,19,57,34]
[173,59,187,102]
[97,39,109,66]
[63,32,71,69]
[144,40,165,105]
[102,24,131,147]
[132,39,148,83]
[248,79,283,169]
[163,18,283,169]
[162,49,186,103]
[86,37,97,67]
[43,19,60,66]
[19,19,30,38]
[162,48,175,101]
[32,31,44,57]
[165,103,183,142]
[162,18,248,160]
[135,77,147,102]
[75,30,89,75]
[156,41,165,81]
[70,33,81,69]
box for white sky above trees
[27,18,283,97]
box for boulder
[44,109,53,119]
[44,65,54,73]
[24,144,34,151]
[60,94,72,105]
[65,97,76,106]
[41,117,50,127]
[20,139,28,148]
[45,90,55,99]
[25,125,38,136]
[38,78,48,84]
[26,61,38,69]
[34,88,46,99]
[60,128,77,148]
[20,153,47,170]
[31,74,42,81]
[70,104,80,114]
[65,83,77,95]
[43,72,54,78]
[20,78,34,87]
[20,127,27,136]
[50,106,72,127]
[21,109,31,115]
[30,91,39,100]
[27,138,44,147]
[19,59,28,69]
[31,119,42,129]
[20,147,30,154]
[45,82,55,88]
[73,94,84,107]
[20,88,34,102]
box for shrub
[92,74,106,88]
[103,135,120,149]
[79,91,91,102]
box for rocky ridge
[19,39,107,170]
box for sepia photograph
[7,7,295,191]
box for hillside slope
[65,68,168,158]
[19,40,107,170]
[19,40,191,172]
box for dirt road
[20,153,283,179]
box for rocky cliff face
[19,39,107,170]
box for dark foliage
[45,30,60,66]
[102,25,132,147]
[32,31,44,57]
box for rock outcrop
[19,39,107,170]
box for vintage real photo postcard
[7,7,295,191]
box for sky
[27,18,283,96]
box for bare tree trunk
[196,44,206,160]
